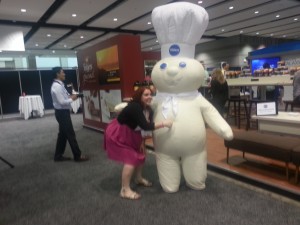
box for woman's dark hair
[131,86,152,110]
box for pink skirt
[104,119,145,166]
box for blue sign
[169,44,180,56]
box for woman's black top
[117,102,154,131]
[210,80,229,103]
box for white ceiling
[0,0,299,57]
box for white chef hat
[152,2,209,59]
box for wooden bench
[224,131,300,180]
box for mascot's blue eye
[179,62,186,68]
[160,63,167,69]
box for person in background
[198,61,210,97]
[263,62,281,103]
[221,62,229,78]
[210,68,229,117]
[51,67,89,162]
[104,87,173,200]
[293,71,300,104]
[200,61,210,85]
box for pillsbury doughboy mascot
[151,2,233,193]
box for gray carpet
[0,114,300,225]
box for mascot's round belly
[153,101,206,156]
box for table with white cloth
[18,95,44,120]
[71,98,82,113]
[252,112,300,136]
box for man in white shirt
[51,67,89,162]
[221,62,229,78]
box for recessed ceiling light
[147,22,151,25]
[198,1,203,4]
[283,35,286,38]
[64,44,67,48]
[52,50,55,53]
[72,14,77,17]
[221,29,225,32]
[276,15,280,18]
[229,6,234,10]
[254,11,259,14]
[256,32,259,35]
[35,44,39,47]
[113,18,118,21]
[21,9,26,12]
[156,40,158,42]
[47,34,51,37]
[270,33,274,36]
[240,30,243,33]
[294,18,298,21]
[80,36,84,39]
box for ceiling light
[35,44,39,47]
[198,1,203,4]
[64,44,67,48]
[229,6,234,10]
[147,22,151,25]
[256,32,259,35]
[52,50,55,53]
[80,36,84,39]
[113,18,117,21]
[72,14,77,17]
[221,29,225,32]
[156,40,158,42]
[21,9,26,12]
[254,11,259,14]
[240,30,243,33]
[270,33,274,36]
[283,35,286,38]
[294,18,298,21]
[47,34,51,37]
[276,15,280,18]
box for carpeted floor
[0,114,300,225]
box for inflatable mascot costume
[151,2,233,193]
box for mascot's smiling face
[151,57,204,94]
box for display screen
[251,57,280,74]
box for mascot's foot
[120,188,141,200]
[186,183,206,191]
[135,178,153,187]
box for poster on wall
[96,45,120,85]
[100,89,122,123]
[83,90,101,122]
[81,56,96,86]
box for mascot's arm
[200,97,233,141]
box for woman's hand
[139,141,146,154]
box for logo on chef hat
[169,44,180,56]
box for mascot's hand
[163,119,173,128]
[222,128,234,141]
[114,102,128,113]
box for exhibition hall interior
[1,0,300,224]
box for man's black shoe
[74,155,89,162]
